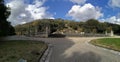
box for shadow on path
[2,36,102,62]
[60,51,101,62]
[47,38,101,62]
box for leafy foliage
[0,0,15,36]
[15,18,120,35]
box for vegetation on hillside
[15,18,120,35]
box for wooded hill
[15,19,120,35]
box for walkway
[3,36,120,62]
[36,37,120,62]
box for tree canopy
[15,18,120,35]
[0,0,15,37]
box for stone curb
[39,43,53,62]
[87,40,120,56]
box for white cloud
[6,0,54,26]
[70,0,86,4]
[20,13,27,17]
[67,3,103,21]
[106,16,120,25]
[21,22,27,24]
[108,0,120,8]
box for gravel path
[3,36,120,62]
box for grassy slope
[90,38,120,52]
[0,40,47,62]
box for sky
[5,0,120,26]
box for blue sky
[5,0,120,25]
[43,0,119,19]
[43,0,73,19]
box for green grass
[90,38,120,52]
[0,40,47,62]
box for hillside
[15,19,120,36]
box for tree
[97,23,107,33]
[85,19,99,33]
[0,0,15,36]
[32,20,40,34]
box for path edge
[39,43,53,62]
[87,40,120,56]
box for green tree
[85,19,99,33]
[97,23,107,33]
[0,0,15,36]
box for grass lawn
[90,38,120,52]
[0,40,47,62]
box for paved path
[3,36,120,62]
[35,37,120,62]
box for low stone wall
[35,34,48,38]
[48,33,108,37]
[64,33,108,37]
